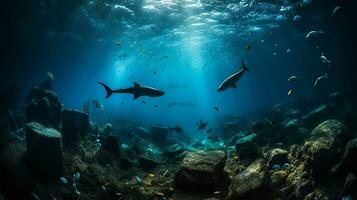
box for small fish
[314,73,328,87]
[245,45,251,51]
[273,52,277,56]
[150,26,155,31]
[288,89,294,96]
[135,176,142,183]
[197,120,208,130]
[148,173,155,177]
[293,15,302,22]
[47,72,55,80]
[155,192,165,196]
[332,6,342,16]
[286,49,291,53]
[141,101,146,104]
[213,107,220,112]
[207,128,212,134]
[283,163,291,169]
[31,192,41,200]
[73,172,80,182]
[162,169,168,176]
[288,76,298,82]
[320,52,331,65]
[213,191,221,195]
[154,105,159,108]
[73,183,81,196]
[306,30,324,39]
[117,41,121,46]
[153,71,157,75]
[60,177,68,184]
[272,164,281,170]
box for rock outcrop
[61,109,89,146]
[174,150,227,191]
[25,87,62,128]
[302,119,345,178]
[26,122,63,178]
[139,151,164,171]
[225,158,272,200]
[267,148,288,168]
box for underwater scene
[1,0,357,199]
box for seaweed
[82,99,104,120]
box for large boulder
[302,120,346,178]
[25,122,63,178]
[285,163,314,200]
[25,87,62,128]
[150,126,169,146]
[61,109,89,146]
[225,158,272,200]
[175,150,227,191]
[235,134,263,161]
[310,119,344,140]
[302,139,339,179]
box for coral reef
[1,77,357,200]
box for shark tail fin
[97,82,113,99]
[242,61,250,71]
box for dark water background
[1,0,356,130]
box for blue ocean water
[1,0,356,130]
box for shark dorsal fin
[133,94,140,99]
[133,82,140,87]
